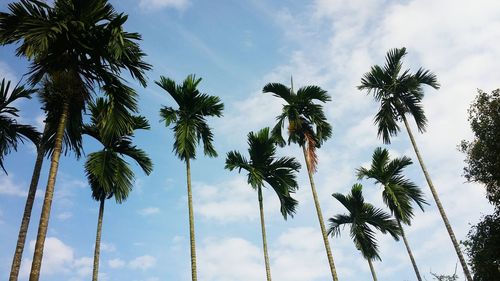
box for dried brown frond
[304,131,318,172]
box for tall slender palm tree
[358,47,472,280]
[157,74,224,281]
[0,78,40,173]
[225,127,301,281]
[9,74,85,281]
[1,1,150,279]
[263,80,338,280]
[329,184,401,281]
[356,147,427,281]
[84,98,153,281]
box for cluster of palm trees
[0,1,473,281]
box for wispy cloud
[128,255,157,270]
[138,207,160,216]
[139,0,190,11]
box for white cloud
[138,207,160,216]
[0,174,27,197]
[57,211,73,221]
[19,237,92,279]
[194,177,258,222]
[199,237,264,281]
[139,0,190,11]
[108,258,125,269]
[128,255,157,270]
[101,242,116,253]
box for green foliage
[225,127,301,219]
[0,0,151,87]
[358,47,440,143]
[263,81,332,171]
[357,147,427,225]
[38,72,88,158]
[0,78,40,173]
[84,97,152,203]
[157,74,224,161]
[460,89,500,207]
[329,184,401,261]
[462,210,500,280]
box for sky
[0,0,499,280]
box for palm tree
[9,74,85,281]
[0,78,40,173]
[358,47,472,280]
[263,79,338,280]
[156,74,224,281]
[329,184,401,281]
[356,147,427,281]
[84,98,153,281]
[225,127,301,281]
[1,1,150,279]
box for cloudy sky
[0,0,498,280]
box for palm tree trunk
[402,115,472,281]
[367,259,378,281]
[257,187,272,281]
[186,158,197,281]
[302,147,339,281]
[92,198,105,281]
[397,219,422,281]
[29,101,69,281]
[9,125,48,281]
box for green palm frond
[225,127,301,219]
[0,0,151,87]
[357,147,428,224]
[263,81,332,172]
[38,73,87,158]
[329,184,400,261]
[0,78,40,173]
[358,47,440,143]
[157,74,224,161]
[84,96,152,203]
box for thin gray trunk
[397,219,423,281]
[186,158,197,281]
[302,147,339,281]
[9,125,48,281]
[402,115,473,281]
[92,198,105,281]
[30,101,69,281]
[258,187,272,281]
[367,259,378,281]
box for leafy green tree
[462,210,500,281]
[263,80,339,280]
[357,147,427,281]
[225,127,301,281]
[358,47,472,280]
[0,78,40,173]
[0,1,150,279]
[9,74,85,281]
[157,74,224,281]
[460,89,500,207]
[329,184,401,281]
[84,98,153,281]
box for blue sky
[0,0,499,280]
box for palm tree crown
[358,47,440,144]
[157,74,224,161]
[329,184,401,261]
[0,0,151,87]
[84,97,153,202]
[225,127,301,219]
[356,147,427,224]
[263,81,332,171]
[0,78,40,173]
